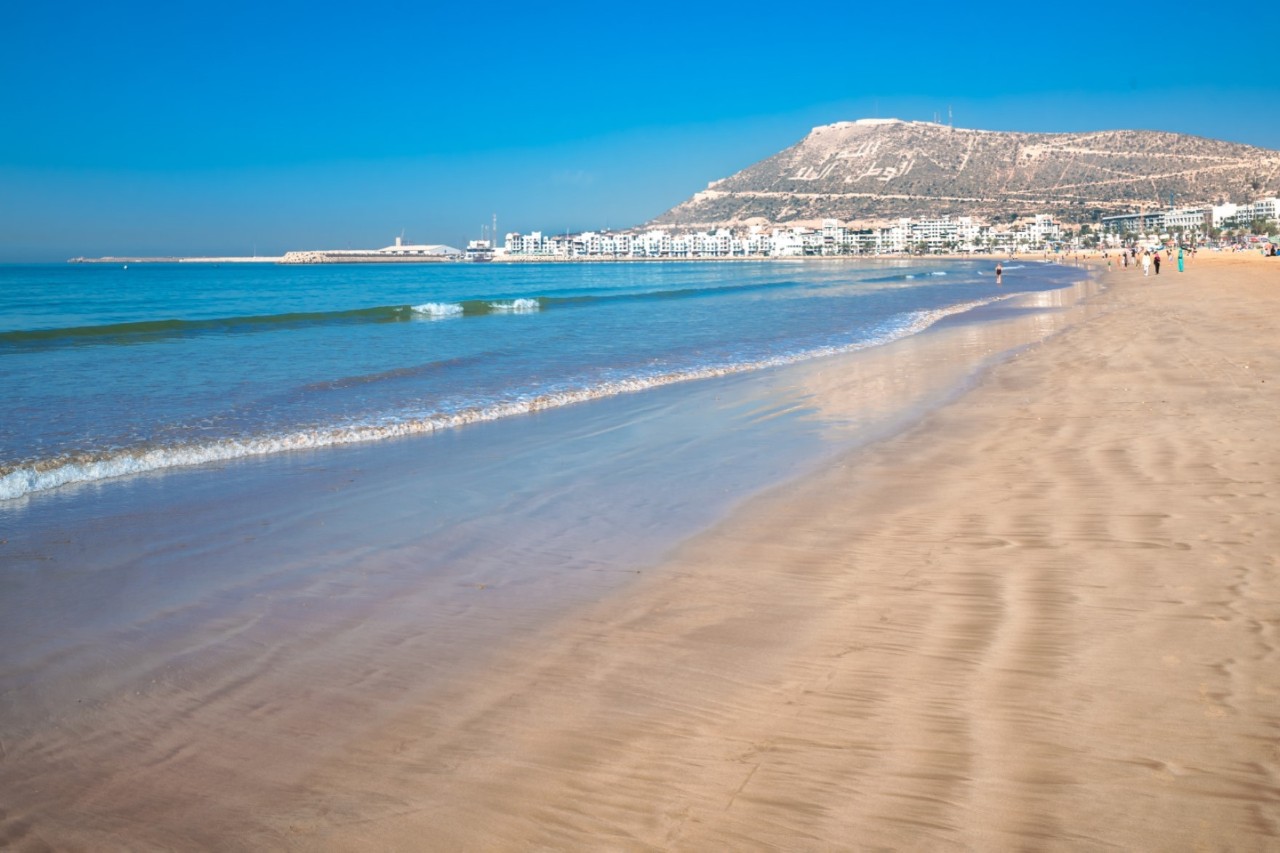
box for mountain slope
[649,119,1280,227]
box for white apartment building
[1211,203,1240,226]
[910,217,956,252]
[505,231,547,255]
[1158,207,1212,230]
[770,230,806,257]
[877,220,912,253]
[1218,197,1280,226]
[907,216,986,252]
[1024,214,1062,244]
[745,225,773,256]
[1255,198,1280,221]
[638,230,673,257]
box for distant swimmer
[995,262,1003,285]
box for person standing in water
[995,262,1003,285]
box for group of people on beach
[1103,245,1193,276]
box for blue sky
[2,0,1275,261]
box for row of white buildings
[503,215,1064,259]
[1101,197,1280,235]
[497,194,1279,260]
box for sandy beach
[304,253,1278,851]
[2,253,1277,850]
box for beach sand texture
[3,254,1277,850]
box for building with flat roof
[378,236,461,257]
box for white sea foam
[411,302,464,318]
[488,298,541,313]
[0,294,1014,503]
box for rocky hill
[648,119,1280,228]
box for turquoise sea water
[0,259,1087,502]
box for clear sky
[2,0,1276,261]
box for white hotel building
[1212,197,1280,227]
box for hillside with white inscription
[649,119,1280,227]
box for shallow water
[1,259,1085,501]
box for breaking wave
[0,280,801,351]
[410,302,465,318]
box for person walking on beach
[1153,253,1161,275]
[1142,250,1151,277]
[1122,251,1129,269]
[1178,246,1184,272]
[995,262,1003,285]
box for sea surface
[1,259,1087,503]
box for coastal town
[271,194,1279,264]
[70,195,1280,265]
[493,195,1280,260]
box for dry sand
[3,253,1276,850]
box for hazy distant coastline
[68,256,284,264]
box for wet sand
[3,254,1277,850]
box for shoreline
[301,252,1278,848]
[2,256,1276,848]
[57,250,1210,266]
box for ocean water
[0,259,1086,503]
